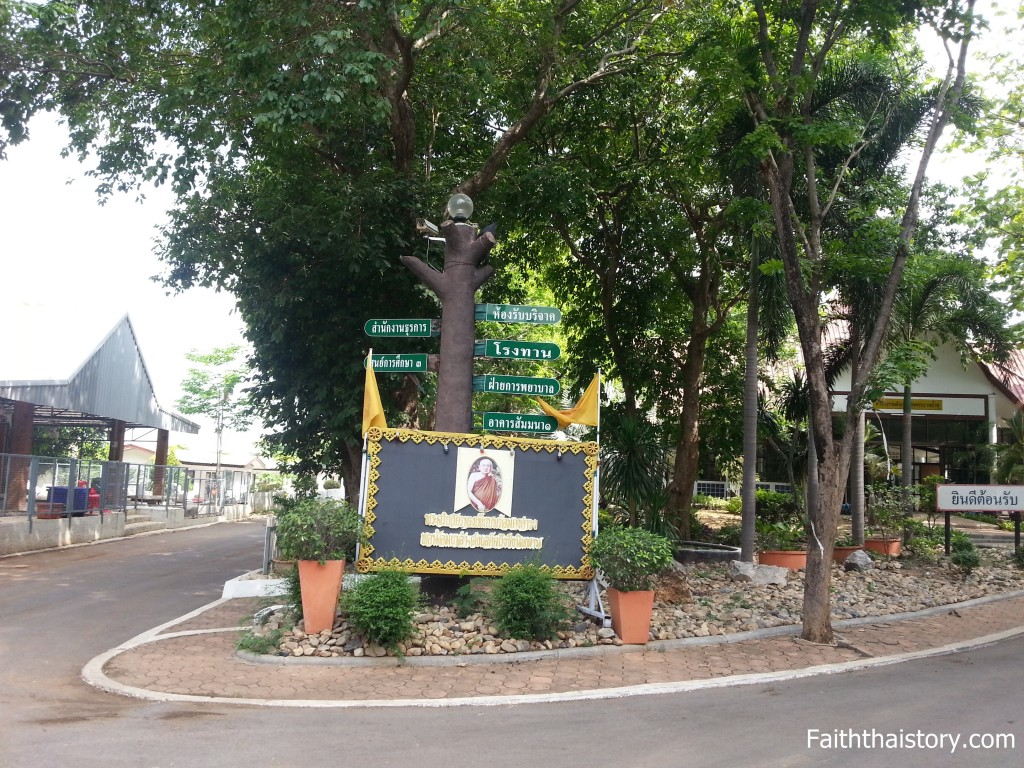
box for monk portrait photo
[467,457,502,513]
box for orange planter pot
[758,550,807,570]
[832,545,862,564]
[864,538,901,557]
[607,587,655,644]
[297,559,345,634]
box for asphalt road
[1,523,1020,767]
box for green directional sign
[364,319,438,337]
[472,375,560,397]
[364,354,429,373]
[475,303,562,325]
[474,339,561,361]
[482,412,559,433]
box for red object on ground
[88,488,101,509]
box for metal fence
[0,452,251,520]
[186,469,253,517]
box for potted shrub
[865,484,903,558]
[589,526,674,644]
[275,498,362,633]
[755,520,807,570]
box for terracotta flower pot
[832,545,862,564]
[297,559,345,634]
[607,587,655,644]
[757,549,807,570]
[864,538,901,557]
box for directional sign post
[364,319,439,337]
[474,339,561,361]
[472,375,560,397]
[482,412,559,433]
[363,354,429,373]
[475,304,562,325]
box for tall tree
[499,39,752,539]
[731,0,979,643]
[1,1,677,490]
[176,345,252,511]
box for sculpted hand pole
[400,204,495,433]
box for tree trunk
[401,221,494,433]
[901,383,914,516]
[343,442,362,506]
[851,412,865,544]
[740,246,760,561]
[666,342,707,540]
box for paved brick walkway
[93,592,1024,704]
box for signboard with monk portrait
[357,428,597,579]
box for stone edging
[232,588,1024,668]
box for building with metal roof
[0,306,199,465]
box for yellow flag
[537,373,600,429]
[362,357,387,436]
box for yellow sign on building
[873,398,943,411]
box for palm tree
[995,411,1024,484]
[888,257,1015,511]
[600,408,667,529]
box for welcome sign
[357,428,597,579]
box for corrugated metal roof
[978,349,1024,409]
[0,304,199,433]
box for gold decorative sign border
[357,428,596,579]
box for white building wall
[831,342,1016,426]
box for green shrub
[590,526,674,592]
[725,496,742,515]
[755,519,806,551]
[947,531,981,575]
[491,563,572,640]
[754,490,802,524]
[949,530,975,553]
[713,522,743,547]
[597,507,620,531]
[904,518,942,545]
[275,498,362,564]
[693,494,732,511]
[342,569,421,652]
[951,546,981,575]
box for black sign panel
[357,429,596,579]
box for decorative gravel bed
[248,549,1024,659]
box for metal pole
[944,508,951,556]
[1014,511,1021,554]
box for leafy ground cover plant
[755,520,807,551]
[451,577,490,619]
[342,569,420,652]
[237,628,283,655]
[491,563,572,640]
[949,531,981,576]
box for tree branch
[400,254,447,299]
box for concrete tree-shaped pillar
[400,216,494,433]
